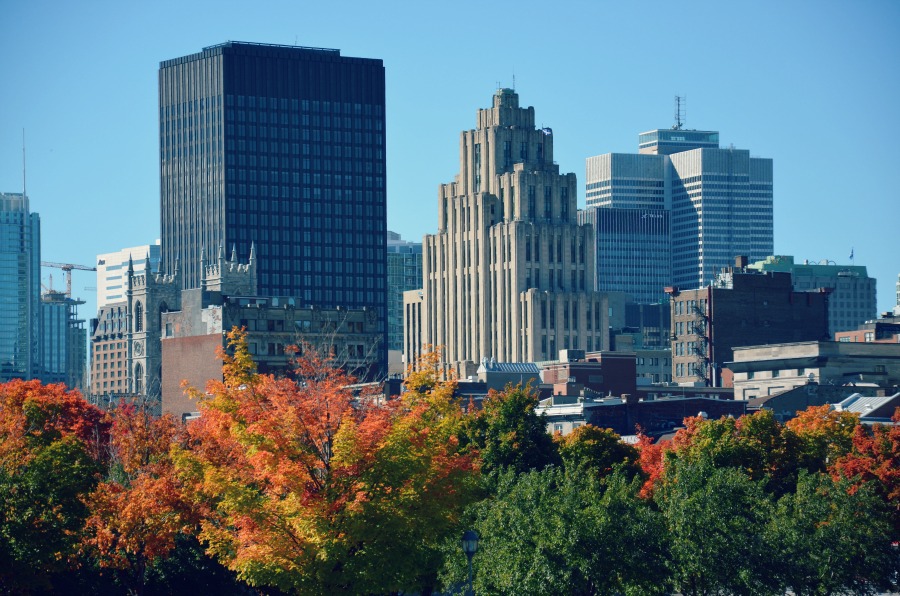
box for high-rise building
[583,128,773,300]
[669,146,773,288]
[38,291,87,391]
[748,255,876,335]
[0,192,40,381]
[386,231,422,353]
[416,89,616,372]
[97,242,161,308]
[159,41,387,373]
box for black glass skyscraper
[159,42,387,371]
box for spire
[231,243,237,262]
[145,251,151,274]
[249,241,256,264]
[217,244,224,264]
[127,253,134,274]
[174,255,179,276]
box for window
[134,301,143,333]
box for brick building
[666,258,830,387]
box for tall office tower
[748,255,877,335]
[584,128,773,297]
[0,192,40,381]
[97,242,161,308]
[159,42,387,373]
[386,231,422,353]
[669,146,773,288]
[582,153,671,304]
[420,89,615,370]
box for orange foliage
[81,403,198,578]
[636,431,669,498]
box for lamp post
[461,529,479,596]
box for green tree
[462,384,559,478]
[769,471,897,595]
[657,459,781,596]
[441,467,668,596]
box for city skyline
[1,0,898,320]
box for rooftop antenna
[22,129,26,199]
[673,95,685,130]
[512,71,516,91]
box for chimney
[735,255,749,270]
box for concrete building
[38,291,87,391]
[417,89,615,372]
[386,231,422,353]
[159,42,387,375]
[583,128,773,300]
[667,259,830,387]
[0,192,40,381]
[748,255,876,336]
[96,242,161,308]
[730,341,900,400]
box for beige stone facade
[417,89,613,371]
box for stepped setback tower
[419,89,616,371]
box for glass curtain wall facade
[159,42,387,373]
[0,193,40,381]
[386,231,422,352]
[579,207,671,305]
[584,130,773,299]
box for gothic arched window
[135,301,144,333]
[134,363,144,394]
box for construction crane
[40,262,96,298]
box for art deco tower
[420,89,615,369]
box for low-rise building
[536,392,745,437]
[730,341,900,400]
[667,257,830,387]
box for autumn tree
[785,403,860,473]
[174,330,479,594]
[0,380,109,591]
[80,403,206,593]
[831,407,900,537]
[556,424,641,480]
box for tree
[441,467,669,596]
[769,471,897,595]
[174,330,479,594]
[831,407,900,538]
[0,380,109,591]
[462,383,560,478]
[80,403,203,593]
[785,404,860,473]
[556,424,641,480]
[656,459,780,596]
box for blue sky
[1,0,898,318]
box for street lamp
[461,529,479,596]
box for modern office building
[416,89,616,373]
[38,291,87,391]
[670,147,773,288]
[579,205,671,304]
[386,231,422,352]
[96,242,161,308]
[748,255,876,335]
[159,41,387,374]
[584,127,773,299]
[0,192,40,381]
